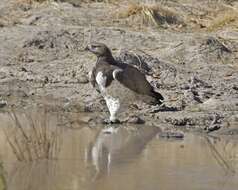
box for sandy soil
[0,0,238,134]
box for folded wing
[112,65,164,103]
[113,65,153,95]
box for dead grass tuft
[4,109,62,162]
[82,0,121,2]
[207,9,238,31]
[16,0,47,4]
[16,0,121,4]
[115,2,182,28]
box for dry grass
[207,9,238,31]
[82,0,121,2]
[16,0,121,4]
[16,0,47,4]
[205,136,237,174]
[4,109,62,162]
[115,2,182,28]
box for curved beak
[85,44,93,51]
[84,45,89,51]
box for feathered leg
[104,95,121,123]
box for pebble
[0,100,7,108]
[126,115,145,124]
[78,76,89,84]
[159,131,184,139]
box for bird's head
[85,42,112,58]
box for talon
[102,118,111,124]
[102,118,121,125]
[111,119,121,124]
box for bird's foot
[102,118,121,125]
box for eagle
[85,42,164,124]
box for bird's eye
[91,45,98,49]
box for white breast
[104,95,120,121]
[95,71,121,122]
[95,71,107,93]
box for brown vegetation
[207,9,238,31]
[115,2,182,28]
[12,0,238,31]
[4,109,62,162]
[16,0,46,4]
[16,0,121,4]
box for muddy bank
[0,0,238,134]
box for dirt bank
[0,0,238,134]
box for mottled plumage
[85,42,164,123]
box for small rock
[205,125,221,133]
[78,76,89,84]
[21,15,41,25]
[126,115,145,124]
[159,131,184,139]
[21,67,28,72]
[180,84,190,90]
[232,85,238,91]
[0,100,7,108]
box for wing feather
[89,67,101,93]
[113,65,154,95]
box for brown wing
[89,67,97,87]
[113,65,154,95]
[89,66,102,93]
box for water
[0,109,237,190]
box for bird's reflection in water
[0,109,161,190]
[1,110,238,190]
[86,125,161,180]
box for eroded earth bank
[0,0,238,135]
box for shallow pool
[0,110,237,190]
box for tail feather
[151,90,164,105]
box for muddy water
[0,110,238,190]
